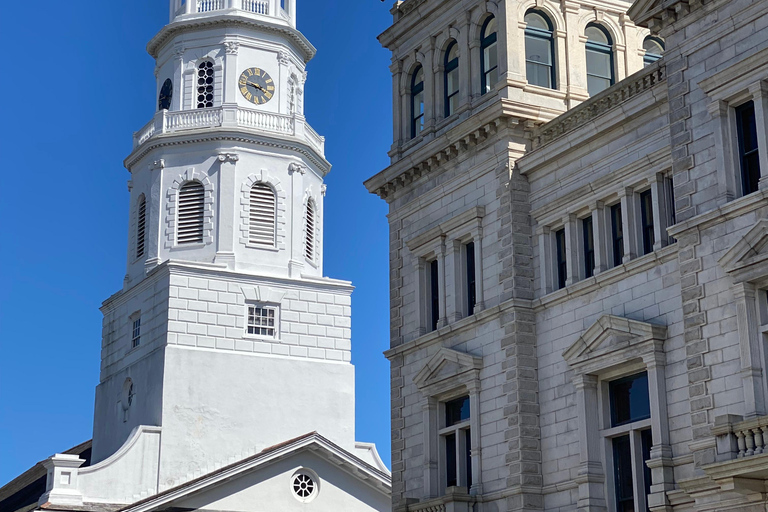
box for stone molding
[165,168,215,249]
[239,170,287,251]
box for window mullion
[629,430,647,512]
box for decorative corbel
[217,153,239,163]
[288,162,308,175]
[150,159,165,171]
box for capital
[217,153,239,163]
[288,162,307,175]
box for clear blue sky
[0,0,394,485]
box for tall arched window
[411,66,425,139]
[305,199,316,261]
[196,60,215,109]
[481,16,498,94]
[177,181,205,244]
[643,36,665,66]
[136,195,147,259]
[585,24,614,96]
[524,10,556,89]
[249,183,277,247]
[444,41,459,117]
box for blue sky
[0,0,394,485]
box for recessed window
[411,66,425,138]
[136,195,147,259]
[441,396,471,490]
[249,183,277,247]
[643,36,664,66]
[177,181,205,244]
[555,228,567,290]
[196,61,215,108]
[444,41,459,117]
[131,316,141,348]
[305,199,316,261]
[481,16,498,94]
[583,216,595,278]
[609,372,651,427]
[429,259,440,332]
[585,24,614,96]
[665,175,677,244]
[736,101,762,196]
[611,203,624,267]
[247,305,277,337]
[524,10,556,89]
[640,189,655,256]
[465,242,476,316]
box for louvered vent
[249,183,276,246]
[305,200,315,261]
[136,196,147,259]
[177,181,205,244]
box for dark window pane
[445,433,457,487]
[611,204,623,267]
[465,428,473,487]
[736,101,761,195]
[641,429,653,512]
[610,372,651,427]
[640,190,655,255]
[556,228,567,289]
[466,242,476,316]
[430,259,439,331]
[583,217,595,278]
[445,396,470,426]
[481,17,498,94]
[613,435,635,512]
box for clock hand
[246,81,267,93]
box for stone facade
[366,0,768,511]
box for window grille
[131,317,141,348]
[177,181,205,244]
[249,183,276,246]
[136,196,147,259]
[305,200,315,260]
[247,305,277,337]
[197,61,215,108]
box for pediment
[627,0,688,30]
[718,219,768,283]
[563,315,667,367]
[413,347,483,393]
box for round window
[291,470,319,502]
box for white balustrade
[196,0,225,13]
[714,415,768,459]
[237,109,294,134]
[304,125,326,153]
[165,109,223,132]
[241,0,269,15]
[134,119,157,148]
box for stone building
[0,2,390,511]
[365,0,768,510]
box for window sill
[173,242,207,250]
[245,243,279,252]
[243,334,280,342]
[522,83,567,99]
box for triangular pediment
[719,219,768,282]
[627,0,692,30]
[563,315,667,365]
[413,347,483,392]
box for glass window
[481,16,498,94]
[441,396,471,490]
[131,316,141,348]
[611,203,623,267]
[411,66,425,139]
[465,242,476,316]
[736,101,761,196]
[643,36,664,66]
[555,228,567,290]
[247,305,277,337]
[524,10,556,89]
[445,42,459,117]
[583,217,595,278]
[430,259,439,331]
[640,190,655,255]
[665,176,676,244]
[445,396,470,426]
[585,24,614,96]
[196,61,215,108]
[609,372,651,427]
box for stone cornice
[628,0,706,32]
[147,13,316,62]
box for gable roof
[115,433,390,512]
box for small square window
[247,305,278,337]
[131,316,141,348]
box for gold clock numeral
[239,77,247,85]
[265,78,273,84]
[265,92,273,99]
[247,68,253,76]
[267,86,275,91]
[240,87,248,95]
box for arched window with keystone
[585,24,615,96]
[524,10,556,89]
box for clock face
[239,67,275,105]
[159,79,173,111]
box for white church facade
[366,0,768,511]
[0,1,390,511]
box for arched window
[444,41,460,117]
[305,199,316,261]
[177,181,205,244]
[643,36,665,66]
[585,24,614,96]
[136,195,147,259]
[524,10,556,89]
[249,183,277,247]
[411,66,425,138]
[481,16,498,94]
[196,61,215,109]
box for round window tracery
[197,61,215,109]
[291,470,319,502]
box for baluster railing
[241,0,269,14]
[196,0,225,13]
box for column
[591,202,607,274]
[749,81,768,190]
[214,154,238,267]
[390,60,403,150]
[423,42,436,133]
[449,239,463,323]
[651,174,667,251]
[185,0,195,14]
[538,227,552,294]
[708,100,739,200]
[734,282,766,418]
[499,0,525,85]
[222,42,239,106]
[620,187,638,263]
[563,1,589,105]
[643,352,675,509]
[564,214,578,286]
[573,374,606,511]
[458,14,472,111]
[414,258,427,337]
[474,227,485,311]
[423,398,439,498]
[438,236,449,328]
[468,381,483,495]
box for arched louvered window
[585,24,615,96]
[524,10,556,89]
[249,183,277,247]
[643,36,665,66]
[444,41,459,117]
[136,195,147,259]
[177,181,205,244]
[305,199,316,261]
[197,60,215,109]
[481,16,499,94]
[411,66,425,139]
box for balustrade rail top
[531,61,666,150]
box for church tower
[84,0,360,491]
